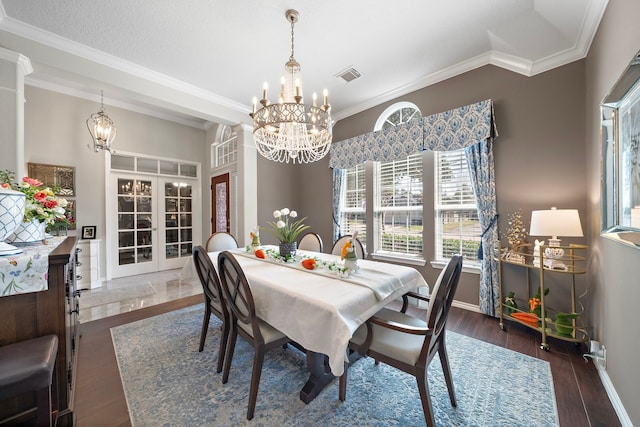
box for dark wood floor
[73,296,620,426]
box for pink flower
[33,191,48,202]
[0,183,9,189]
[44,199,58,209]
[22,177,43,187]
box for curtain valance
[329,99,496,169]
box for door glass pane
[180,164,197,177]
[118,214,134,229]
[180,214,192,227]
[119,248,135,265]
[138,158,158,173]
[112,156,135,171]
[215,182,227,231]
[160,161,179,176]
[163,181,192,261]
[117,178,154,266]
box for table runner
[0,236,66,296]
[232,246,405,300]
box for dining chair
[217,251,291,420]
[331,234,365,259]
[339,255,463,427]
[192,246,229,374]
[205,232,239,252]
[298,231,323,252]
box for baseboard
[451,300,482,313]
[594,362,632,426]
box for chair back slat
[218,251,258,332]
[192,246,224,309]
[422,255,463,357]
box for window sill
[371,253,426,267]
[430,260,481,275]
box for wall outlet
[586,340,606,369]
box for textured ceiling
[0,0,608,128]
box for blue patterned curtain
[465,138,499,316]
[332,168,345,242]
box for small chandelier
[250,9,332,164]
[87,90,117,153]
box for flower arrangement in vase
[1,170,70,242]
[264,208,309,258]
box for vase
[0,187,26,254]
[279,241,297,258]
[7,220,46,243]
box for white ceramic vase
[0,187,26,254]
[7,219,46,243]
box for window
[211,125,238,168]
[339,163,366,244]
[434,150,480,264]
[336,101,479,266]
[375,153,423,256]
[373,103,423,258]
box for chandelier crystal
[87,90,117,153]
[250,9,332,164]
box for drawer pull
[76,275,83,280]
[76,261,82,267]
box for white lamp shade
[529,208,583,239]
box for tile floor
[78,268,202,323]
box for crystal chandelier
[250,9,332,164]
[87,90,117,153]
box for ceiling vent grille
[336,66,362,83]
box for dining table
[185,245,429,403]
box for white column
[233,123,257,246]
[0,48,32,178]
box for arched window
[374,103,423,257]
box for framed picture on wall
[82,226,96,240]
[27,162,76,197]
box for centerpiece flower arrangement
[264,208,309,258]
[1,170,70,227]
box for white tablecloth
[183,247,428,376]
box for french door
[110,173,195,278]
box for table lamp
[529,207,583,269]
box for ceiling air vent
[336,66,362,83]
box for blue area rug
[111,304,559,426]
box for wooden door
[211,173,230,233]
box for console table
[0,236,79,426]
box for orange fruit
[302,259,316,270]
[255,249,266,259]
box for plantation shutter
[434,149,480,259]
[340,164,366,240]
[376,152,423,255]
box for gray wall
[586,0,640,424]
[298,62,588,308]
[23,86,207,276]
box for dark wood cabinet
[0,236,79,425]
